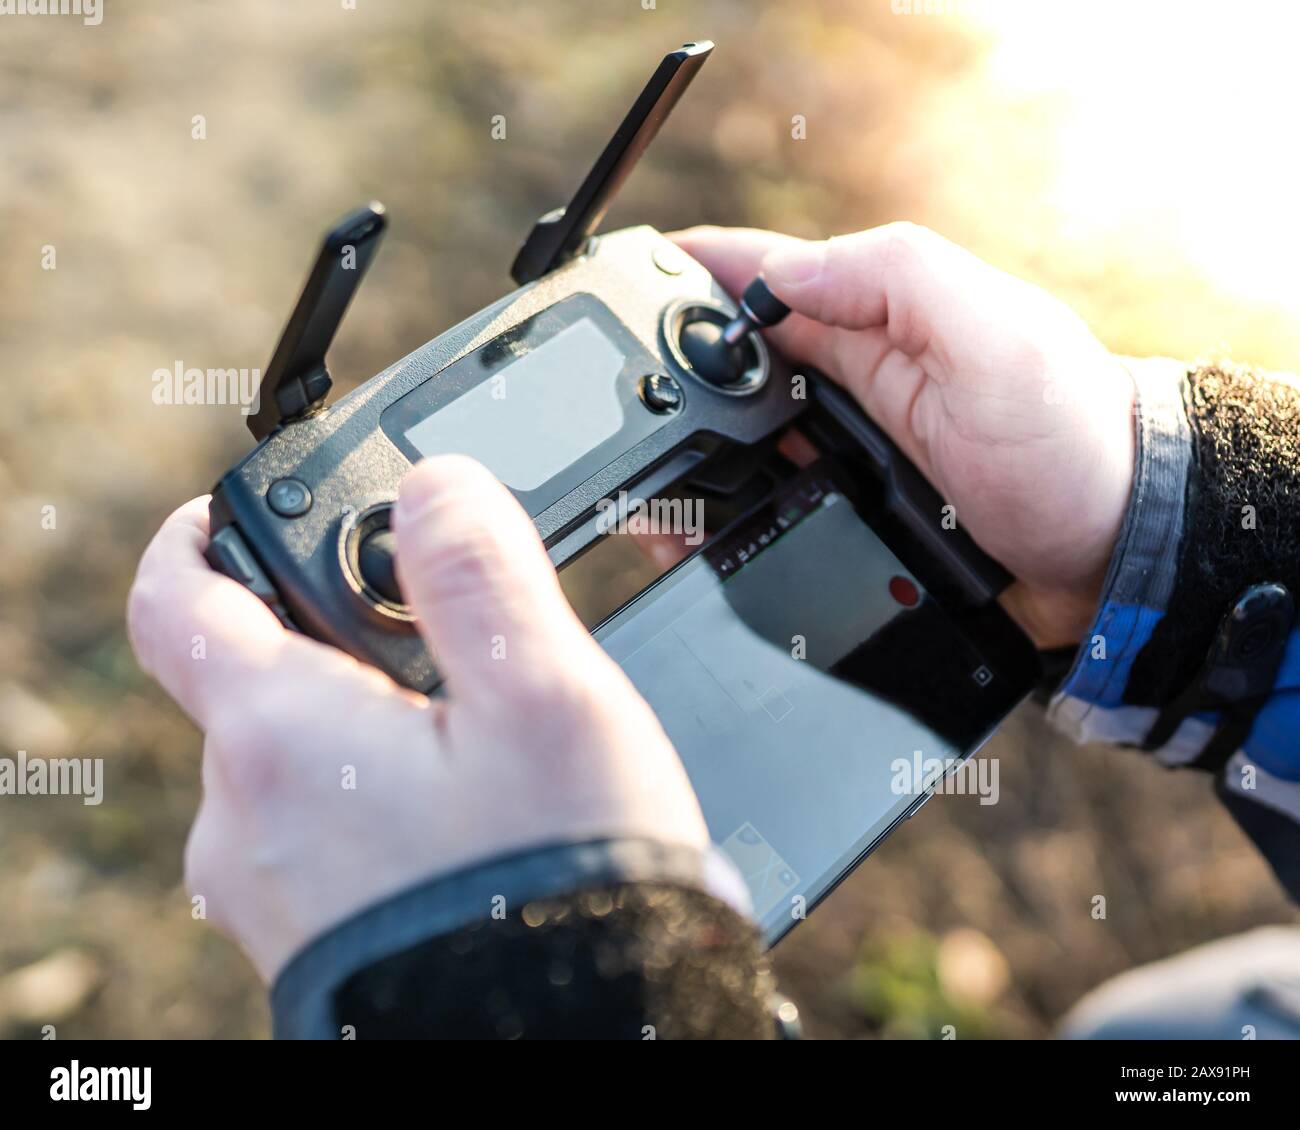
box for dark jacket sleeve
[270,838,774,1039]
[1049,357,1300,901]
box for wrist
[999,579,1107,650]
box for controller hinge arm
[510,41,713,286]
[247,203,388,441]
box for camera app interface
[594,469,998,940]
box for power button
[267,478,313,517]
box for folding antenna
[247,202,388,440]
[510,40,713,286]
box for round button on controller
[638,372,683,414]
[267,478,312,517]
[652,244,688,276]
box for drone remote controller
[204,39,1023,699]
[202,40,1041,938]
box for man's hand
[127,455,708,982]
[672,223,1136,647]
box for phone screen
[593,464,1013,942]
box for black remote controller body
[209,219,809,691]
[205,41,1020,697]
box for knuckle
[877,220,933,265]
[124,575,160,668]
[204,699,293,800]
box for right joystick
[672,276,789,394]
[679,317,749,386]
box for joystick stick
[679,316,749,385]
[677,275,790,387]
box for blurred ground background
[1,0,1298,1039]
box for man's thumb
[760,224,958,334]
[762,239,828,293]
[392,455,589,701]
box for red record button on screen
[889,575,920,608]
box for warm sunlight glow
[969,0,1300,307]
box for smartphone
[580,430,1040,944]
